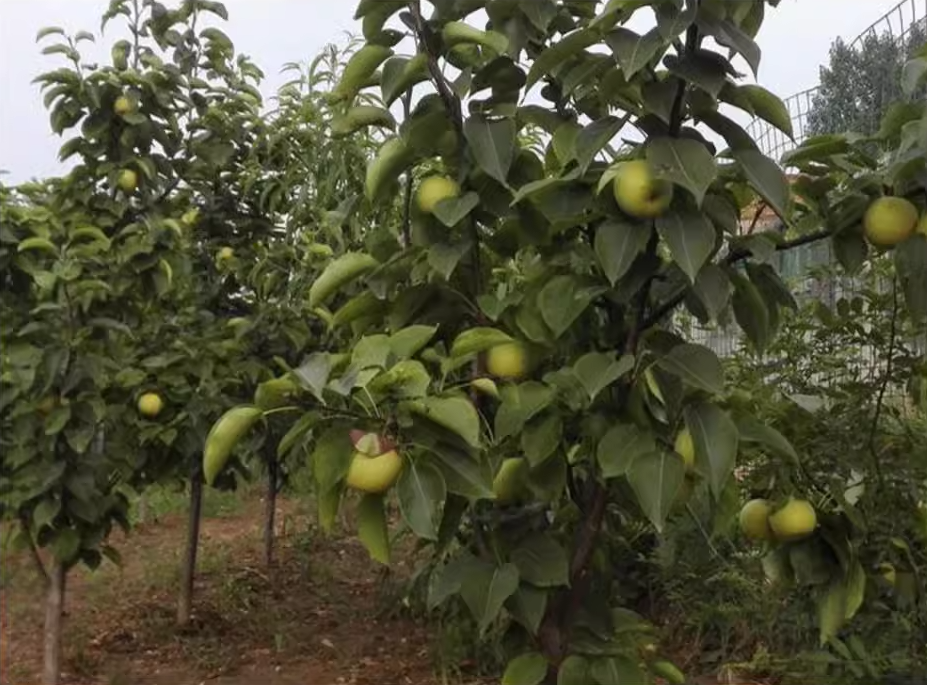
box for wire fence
[680,1,927,399]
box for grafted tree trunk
[42,562,67,685]
[177,473,203,627]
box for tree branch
[643,228,835,329]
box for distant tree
[806,20,926,137]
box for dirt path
[1,496,458,685]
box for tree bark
[177,474,203,627]
[263,453,278,567]
[42,562,67,685]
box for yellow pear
[217,246,234,261]
[416,175,460,214]
[673,428,695,472]
[612,160,674,219]
[137,392,164,418]
[181,208,200,227]
[918,213,927,236]
[768,498,817,542]
[345,449,403,494]
[113,95,134,116]
[117,168,138,193]
[863,196,918,248]
[486,342,528,380]
[493,457,529,504]
[739,498,773,541]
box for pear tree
[197,1,927,681]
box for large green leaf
[730,270,771,353]
[389,325,437,360]
[590,656,648,685]
[594,220,651,286]
[356,494,390,565]
[597,423,655,479]
[738,84,793,138]
[464,114,516,185]
[507,584,548,635]
[733,149,790,222]
[450,327,515,358]
[573,352,635,402]
[503,652,548,685]
[558,656,592,685]
[627,451,686,532]
[656,209,716,282]
[684,402,739,498]
[313,427,355,491]
[605,27,666,79]
[427,442,495,500]
[460,561,520,634]
[538,275,600,338]
[657,343,725,395]
[817,580,848,646]
[575,116,625,172]
[647,137,717,206]
[495,382,555,441]
[697,14,761,77]
[397,459,446,540]
[735,414,799,465]
[526,28,597,89]
[409,396,481,448]
[693,264,731,322]
[511,533,569,587]
[521,412,563,467]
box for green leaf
[433,192,480,227]
[32,498,61,531]
[464,114,516,186]
[573,352,635,402]
[538,275,599,338]
[526,28,597,89]
[590,656,648,685]
[693,264,731,322]
[595,220,651,286]
[428,553,476,609]
[397,459,446,540]
[356,494,390,564]
[664,50,728,98]
[508,584,548,635]
[389,325,437,360]
[656,209,716,283]
[558,656,592,685]
[735,414,799,465]
[495,382,555,441]
[844,560,866,621]
[731,271,771,353]
[817,580,847,646]
[511,534,569,587]
[460,562,520,634]
[277,411,318,458]
[655,0,697,40]
[737,84,793,138]
[575,116,625,172]
[317,486,342,534]
[895,235,927,323]
[503,653,548,685]
[647,137,717,206]
[697,14,761,77]
[657,343,724,395]
[409,396,481,448]
[51,529,81,564]
[605,27,666,79]
[429,446,495,500]
[44,404,71,435]
[521,412,562,467]
[627,451,686,532]
[451,327,515,358]
[597,423,656,479]
[733,149,790,222]
[313,427,355,491]
[684,402,739,498]
[294,353,332,402]
[428,240,472,280]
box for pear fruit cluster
[738,497,817,543]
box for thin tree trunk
[177,474,203,627]
[263,454,278,567]
[137,494,149,525]
[42,562,67,685]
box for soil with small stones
[0,496,467,685]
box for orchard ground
[1,486,764,685]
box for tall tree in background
[806,19,926,137]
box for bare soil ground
[1,496,469,685]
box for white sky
[0,1,906,183]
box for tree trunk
[137,494,149,525]
[177,474,203,627]
[42,562,67,685]
[263,454,278,567]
